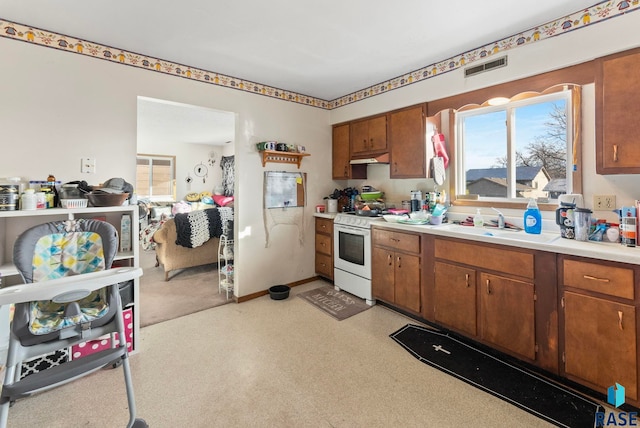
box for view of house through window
[456,90,571,202]
[136,154,176,201]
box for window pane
[514,100,567,200]
[136,155,175,200]
[151,161,172,197]
[462,110,507,197]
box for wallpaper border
[0,1,636,110]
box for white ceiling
[137,97,235,146]
[1,0,599,101]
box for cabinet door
[350,120,370,155]
[596,49,640,174]
[564,291,637,400]
[394,252,421,313]
[434,261,477,336]
[389,105,426,178]
[332,124,351,179]
[351,116,387,155]
[367,115,388,152]
[480,273,535,360]
[372,246,395,302]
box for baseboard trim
[236,276,324,303]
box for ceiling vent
[464,56,508,77]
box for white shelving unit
[0,205,141,355]
[218,235,234,299]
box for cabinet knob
[486,279,491,294]
[387,254,392,266]
[397,256,402,268]
[465,273,470,287]
[613,144,618,162]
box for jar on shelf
[35,192,46,209]
[21,189,37,210]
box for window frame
[136,154,177,202]
[450,84,582,211]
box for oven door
[333,223,371,280]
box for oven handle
[334,224,370,236]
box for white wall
[329,12,640,226]
[0,37,331,298]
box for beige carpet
[138,248,232,327]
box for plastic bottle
[524,198,542,234]
[473,208,484,228]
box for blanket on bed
[174,208,223,248]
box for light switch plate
[81,157,96,174]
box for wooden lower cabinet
[480,273,535,360]
[560,256,639,404]
[379,231,640,405]
[314,217,333,280]
[563,292,637,401]
[430,237,539,364]
[434,261,477,336]
[372,228,421,314]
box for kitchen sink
[436,224,560,244]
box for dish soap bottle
[473,208,484,228]
[524,198,542,234]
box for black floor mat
[390,324,602,427]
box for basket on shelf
[60,199,89,209]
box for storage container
[0,179,20,211]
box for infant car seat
[0,219,146,427]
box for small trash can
[269,285,290,300]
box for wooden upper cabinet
[332,123,366,180]
[350,115,388,156]
[596,48,640,174]
[332,124,351,180]
[389,104,426,178]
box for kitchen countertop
[373,221,640,266]
[313,213,337,220]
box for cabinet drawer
[563,259,634,300]
[434,239,533,279]
[315,233,332,256]
[315,217,333,235]
[315,253,333,278]
[373,229,420,253]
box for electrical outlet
[593,194,616,210]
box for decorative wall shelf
[259,150,310,168]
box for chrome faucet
[492,207,505,229]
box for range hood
[349,153,390,164]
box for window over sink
[453,85,582,208]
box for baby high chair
[0,219,146,427]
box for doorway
[136,96,236,326]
